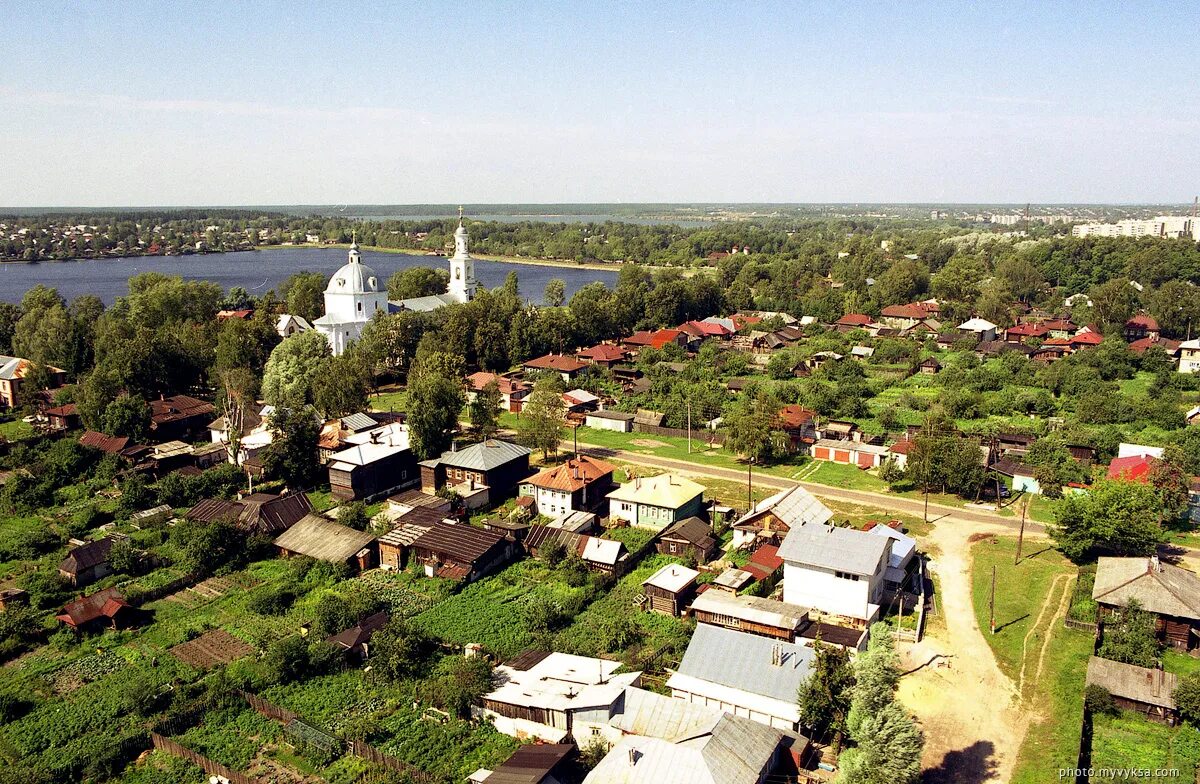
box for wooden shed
[641,563,699,616]
[1086,656,1178,724]
[656,517,718,564]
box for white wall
[783,561,884,622]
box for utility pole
[1015,498,1028,565]
[572,422,578,457]
[687,399,692,454]
[747,459,753,513]
[989,565,997,634]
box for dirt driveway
[897,518,1033,784]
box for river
[0,247,618,306]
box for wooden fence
[149,732,257,784]
[238,689,299,723]
[348,739,435,784]
[632,422,724,444]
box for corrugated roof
[670,624,814,705]
[777,524,890,577]
[273,515,375,562]
[59,537,115,575]
[433,439,530,472]
[524,455,615,492]
[733,486,833,530]
[487,744,575,784]
[642,563,699,593]
[410,521,506,566]
[691,591,808,631]
[340,412,379,432]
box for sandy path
[898,519,1029,784]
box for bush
[1175,673,1200,724]
[247,586,297,615]
[1084,684,1118,716]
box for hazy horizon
[3,1,1198,207]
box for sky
[1,1,1198,207]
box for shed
[59,537,118,587]
[585,410,635,433]
[1086,656,1178,724]
[656,517,718,563]
[273,515,377,572]
[641,563,699,616]
[690,590,809,642]
[328,610,390,661]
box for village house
[275,313,312,338]
[408,520,516,581]
[79,430,134,456]
[419,439,531,510]
[316,412,385,464]
[0,354,67,409]
[522,353,589,383]
[834,313,875,330]
[957,317,998,342]
[585,687,800,784]
[475,650,642,743]
[43,402,81,431]
[878,303,928,330]
[56,587,137,632]
[519,455,617,517]
[1086,656,1179,725]
[1093,556,1200,650]
[209,404,276,465]
[641,563,699,616]
[1004,322,1049,343]
[562,389,600,413]
[186,491,313,536]
[1179,339,1200,374]
[466,372,532,413]
[328,422,418,501]
[607,474,705,531]
[576,342,630,368]
[866,523,918,591]
[327,610,389,663]
[1130,335,1180,358]
[58,536,120,587]
[667,624,815,732]
[524,526,629,574]
[273,515,377,572]
[777,404,818,453]
[148,394,216,442]
[689,589,809,642]
[730,486,833,549]
[1124,314,1160,342]
[916,356,941,375]
[778,524,891,627]
[655,517,718,563]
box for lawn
[0,418,33,441]
[1165,649,1200,678]
[970,535,1094,783]
[369,388,407,413]
[1090,713,1200,781]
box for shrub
[1084,684,1118,716]
[1174,674,1200,724]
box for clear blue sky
[1,1,1197,206]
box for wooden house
[519,455,616,517]
[1093,556,1200,650]
[186,492,313,536]
[328,423,418,501]
[59,536,120,587]
[44,403,81,431]
[56,587,137,632]
[917,356,941,375]
[327,610,389,662]
[522,353,588,382]
[524,526,629,574]
[1086,656,1178,724]
[419,439,531,509]
[641,563,699,616]
[731,486,833,549]
[408,521,515,582]
[607,474,705,532]
[689,590,810,642]
[148,395,216,443]
[656,517,718,563]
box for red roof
[1126,314,1159,330]
[525,455,616,492]
[577,344,628,362]
[649,329,684,349]
[217,309,253,320]
[836,313,875,326]
[1043,337,1072,346]
[622,331,657,346]
[743,544,783,581]
[682,320,732,337]
[888,438,916,455]
[56,587,130,628]
[466,371,529,396]
[729,314,761,330]
[80,431,130,454]
[777,404,816,429]
[150,395,215,426]
[1042,319,1076,331]
[1006,323,1048,337]
[524,354,588,373]
[1128,336,1181,355]
[1069,331,1104,346]
[881,304,928,320]
[1107,454,1155,482]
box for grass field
[1089,713,1200,781]
[971,536,1094,783]
[0,418,33,441]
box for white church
[313,211,480,356]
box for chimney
[370,431,380,444]
[627,748,638,767]
[1152,668,1163,697]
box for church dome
[325,243,380,294]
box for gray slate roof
[272,515,375,562]
[672,624,814,704]
[1086,656,1177,709]
[434,439,531,472]
[1093,557,1200,620]
[733,485,833,530]
[777,524,890,577]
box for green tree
[1173,674,1200,724]
[1050,480,1167,561]
[836,701,924,784]
[387,266,449,300]
[261,406,320,489]
[338,501,371,531]
[517,378,566,460]
[313,352,370,418]
[797,640,854,748]
[406,372,465,460]
[280,271,327,323]
[369,619,431,680]
[262,330,331,410]
[722,390,787,464]
[468,379,503,438]
[101,394,151,440]
[1098,599,1161,667]
[543,278,566,307]
[847,623,901,736]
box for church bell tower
[448,206,479,303]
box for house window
[669,543,677,553]
[590,726,602,736]
[358,302,363,312]
[835,571,860,581]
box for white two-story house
[777,524,891,628]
